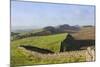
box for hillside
[72,26,95,40]
[11,26,95,67]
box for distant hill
[11,24,95,40]
[33,24,81,36]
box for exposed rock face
[60,33,95,52]
[60,34,74,52]
[60,27,95,52]
[60,34,78,52]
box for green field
[11,33,86,67]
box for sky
[11,1,95,29]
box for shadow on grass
[20,45,54,54]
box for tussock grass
[11,47,86,67]
[72,27,95,40]
[11,33,86,67]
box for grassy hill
[11,33,67,52]
[72,26,95,40]
[11,33,86,67]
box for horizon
[12,24,95,31]
[11,1,95,29]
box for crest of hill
[71,26,95,40]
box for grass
[11,33,67,52]
[72,27,95,40]
[11,33,86,67]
